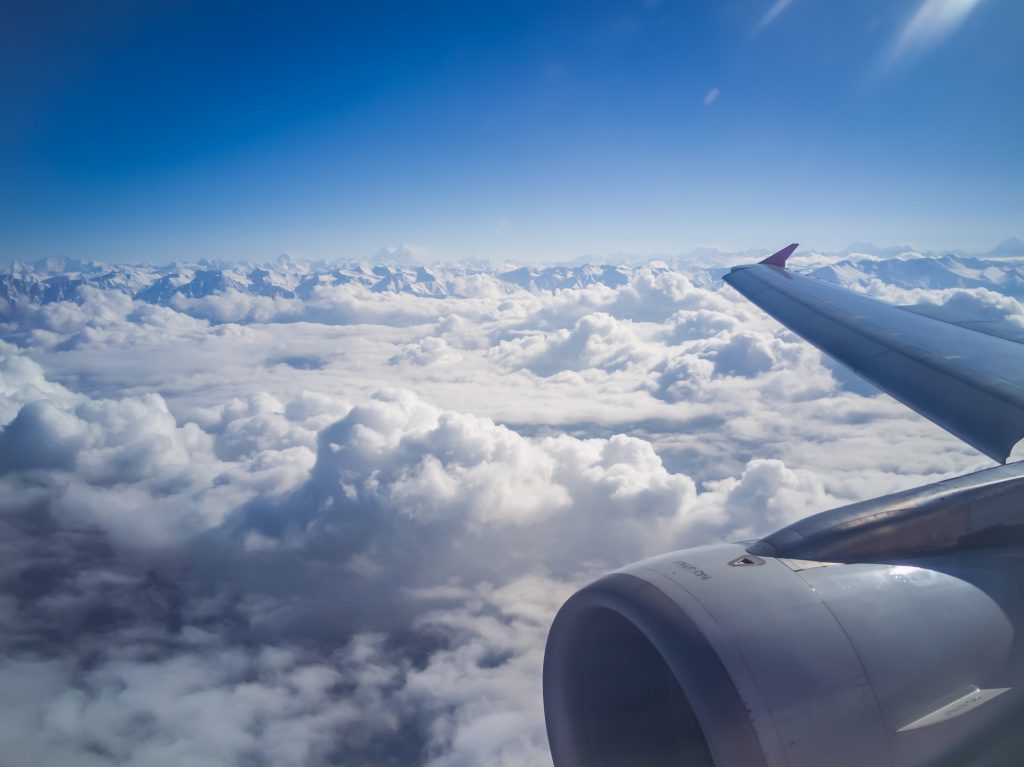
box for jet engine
[543,463,1024,767]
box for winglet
[759,243,798,268]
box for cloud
[752,0,794,35]
[666,307,741,342]
[490,313,658,376]
[702,87,720,106]
[887,0,985,66]
[390,336,463,367]
[0,359,708,765]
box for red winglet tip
[759,243,799,268]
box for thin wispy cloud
[888,0,985,65]
[752,0,795,36]
[703,87,720,106]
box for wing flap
[724,262,1024,462]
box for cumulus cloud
[390,336,463,367]
[0,250,1001,765]
[490,313,658,376]
[0,361,706,765]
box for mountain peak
[372,245,424,266]
[989,236,1024,256]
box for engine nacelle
[543,542,1024,767]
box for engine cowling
[543,541,1024,767]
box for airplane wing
[723,244,1024,463]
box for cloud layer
[0,249,1010,765]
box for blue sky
[1,0,1021,264]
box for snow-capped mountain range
[3,238,1023,312]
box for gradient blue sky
[1,0,1021,264]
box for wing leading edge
[723,246,1024,463]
